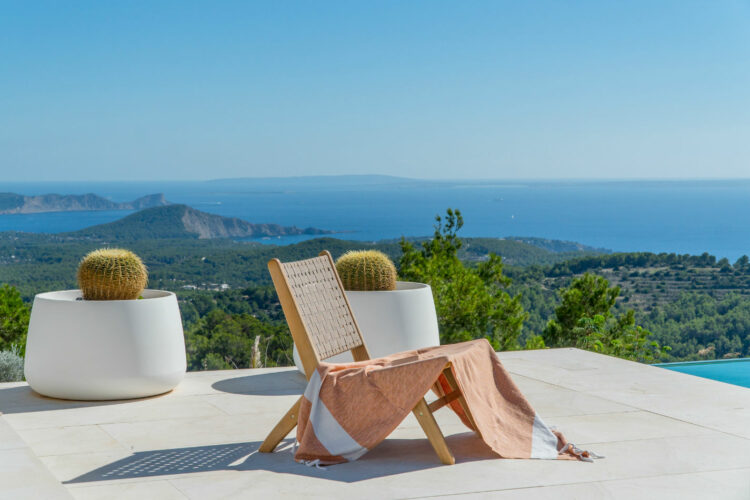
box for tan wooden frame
[258,250,475,465]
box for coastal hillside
[1,226,747,363]
[460,237,608,264]
[0,233,604,299]
[0,192,169,214]
[506,251,750,361]
[65,204,333,240]
[504,236,611,254]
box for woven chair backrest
[277,253,366,361]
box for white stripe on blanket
[303,370,368,462]
[530,414,560,459]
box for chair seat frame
[258,251,476,465]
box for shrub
[0,346,24,382]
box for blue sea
[1,178,749,260]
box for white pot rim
[34,289,175,303]
[344,281,430,294]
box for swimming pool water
[657,358,750,389]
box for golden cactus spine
[335,250,397,291]
[77,248,148,300]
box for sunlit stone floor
[1,348,748,499]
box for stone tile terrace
[1,348,748,499]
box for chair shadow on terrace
[64,433,499,484]
[211,370,307,396]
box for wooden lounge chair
[258,251,476,465]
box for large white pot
[25,289,186,400]
[294,281,440,373]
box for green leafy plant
[544,273,665,362]
[0,284,30,355]
[524,335,546,350]
[399,209,527,350]
[77,248,148,300]
[185,310,292,370]
[336,250,397,291]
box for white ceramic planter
[24,289,186,400]
[294,281,440,372]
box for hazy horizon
[5,175,750,185]
[7,173,750,186]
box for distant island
[65,204,334,240]
[0,192,170,214]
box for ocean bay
[1,178,749,260]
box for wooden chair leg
[442,367,479,433]
[259,396,302,453]
[412,398,455,465]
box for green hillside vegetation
[0,232,599,299]
[458,237,605,265]
[69,205,197,240]
[0,235,402,298]
[505,236,610,254]
[510,252,750,361]
[1,209,749,370]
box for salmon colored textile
[295,339,598,465]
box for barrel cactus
[77,248,148,300]
[335,250,397,291]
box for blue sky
[1,1,748,181]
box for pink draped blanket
[295,339,599,465]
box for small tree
[543,273,618,347]
[544,273,664,362]
[399,209,527,350]
[734,255,749,269]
